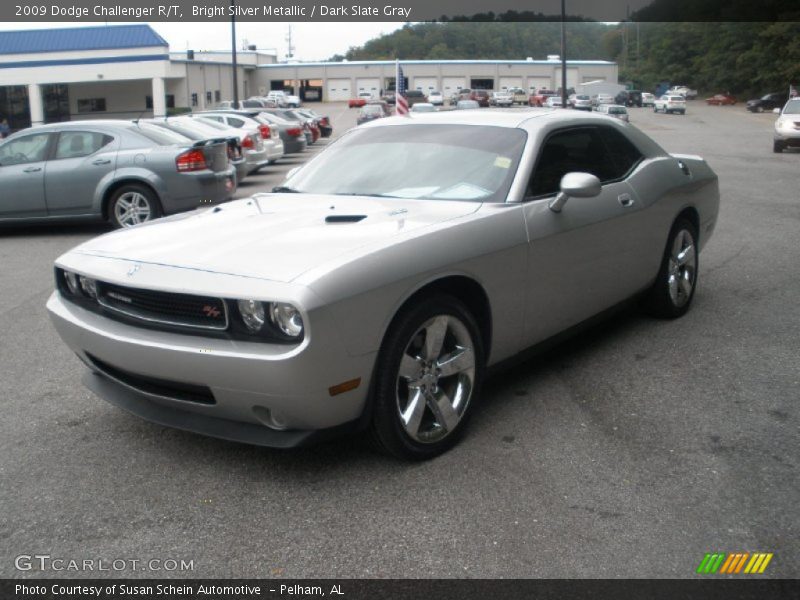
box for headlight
[269,302,304,338]
[79,276,98,299]
[64,271,81,295]
[237,299,266,333]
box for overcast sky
[7,22,404,61]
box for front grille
[87,354,216,405]
[97,282,228,331]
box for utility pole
[286,25,295,60]
[561,0,567,106]
[231,0,239,105]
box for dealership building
[0,24,618,130]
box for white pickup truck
[654,94,687,114]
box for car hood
[72,194,481,283]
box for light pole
[231,0,239,105]
[561,0,567,107]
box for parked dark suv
[747,92,789,113]
[625,90,643,107]
[404,90,428,107]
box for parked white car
[545,96,563,108]
[641,92,656,107]
[773,98,800,153]
[654,95,687,115]
[597,104,629,122]
[285,95,301,108]
[491,91,514,107]
[427,91,444,106]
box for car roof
[362,107,629,130]
[28,119,137,131]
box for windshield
[782,99,800,115]
[284,124,526,203]
[609,107,627,114]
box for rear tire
[108,184,161,229]
[369,294,485,460]
[644,218,699,319]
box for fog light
[269,302,304,338]
[64,271,81,295]
[237,299,265,333]
[79,276,98,299]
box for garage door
[326,79,351,101]
[355,78,381,99]
[414,77,438,93]
[498,77,523,90]
[442,77,467,97]
[527,77,552,92]
[554,68,579,90]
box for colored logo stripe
[697,552,773,574]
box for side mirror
[773,108,781,115]
[286,166,300,180]
[549,172,601,212]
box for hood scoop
[325,214,367,224]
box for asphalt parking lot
[1,102,797,579]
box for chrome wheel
[114,192,153,228]
[395,315,475,444]
[667,228,696,308]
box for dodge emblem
[127,263,141,277]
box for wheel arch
[675,205,700,242]
[101,179,162,220]
[382,274,493,362]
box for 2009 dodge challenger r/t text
[48,109,719,460]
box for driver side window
[526,127,617,198]
[0,133,51,166]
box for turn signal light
[328,378,361,397]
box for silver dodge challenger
[47,110,719,460]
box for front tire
[369,294,485,460]
[773,141,785,153]
[644,218,699,319]
[108,184,161,229]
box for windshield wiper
[331,192,400,198]
[271,186,301,193]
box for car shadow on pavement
[0,222,111,237]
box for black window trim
[523,124,644,201]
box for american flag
[396,62,409,116]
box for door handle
[618,193,635,207]
[677,160,691,176]
[23,166,42,173]
[92,159,111,166]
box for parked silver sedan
[194,112,283,170]
[48,110,719,459]
[0,120,236,228]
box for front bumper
[47,288,375,447]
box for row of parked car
[0,104,332,228]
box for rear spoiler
[191,137,238,148]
